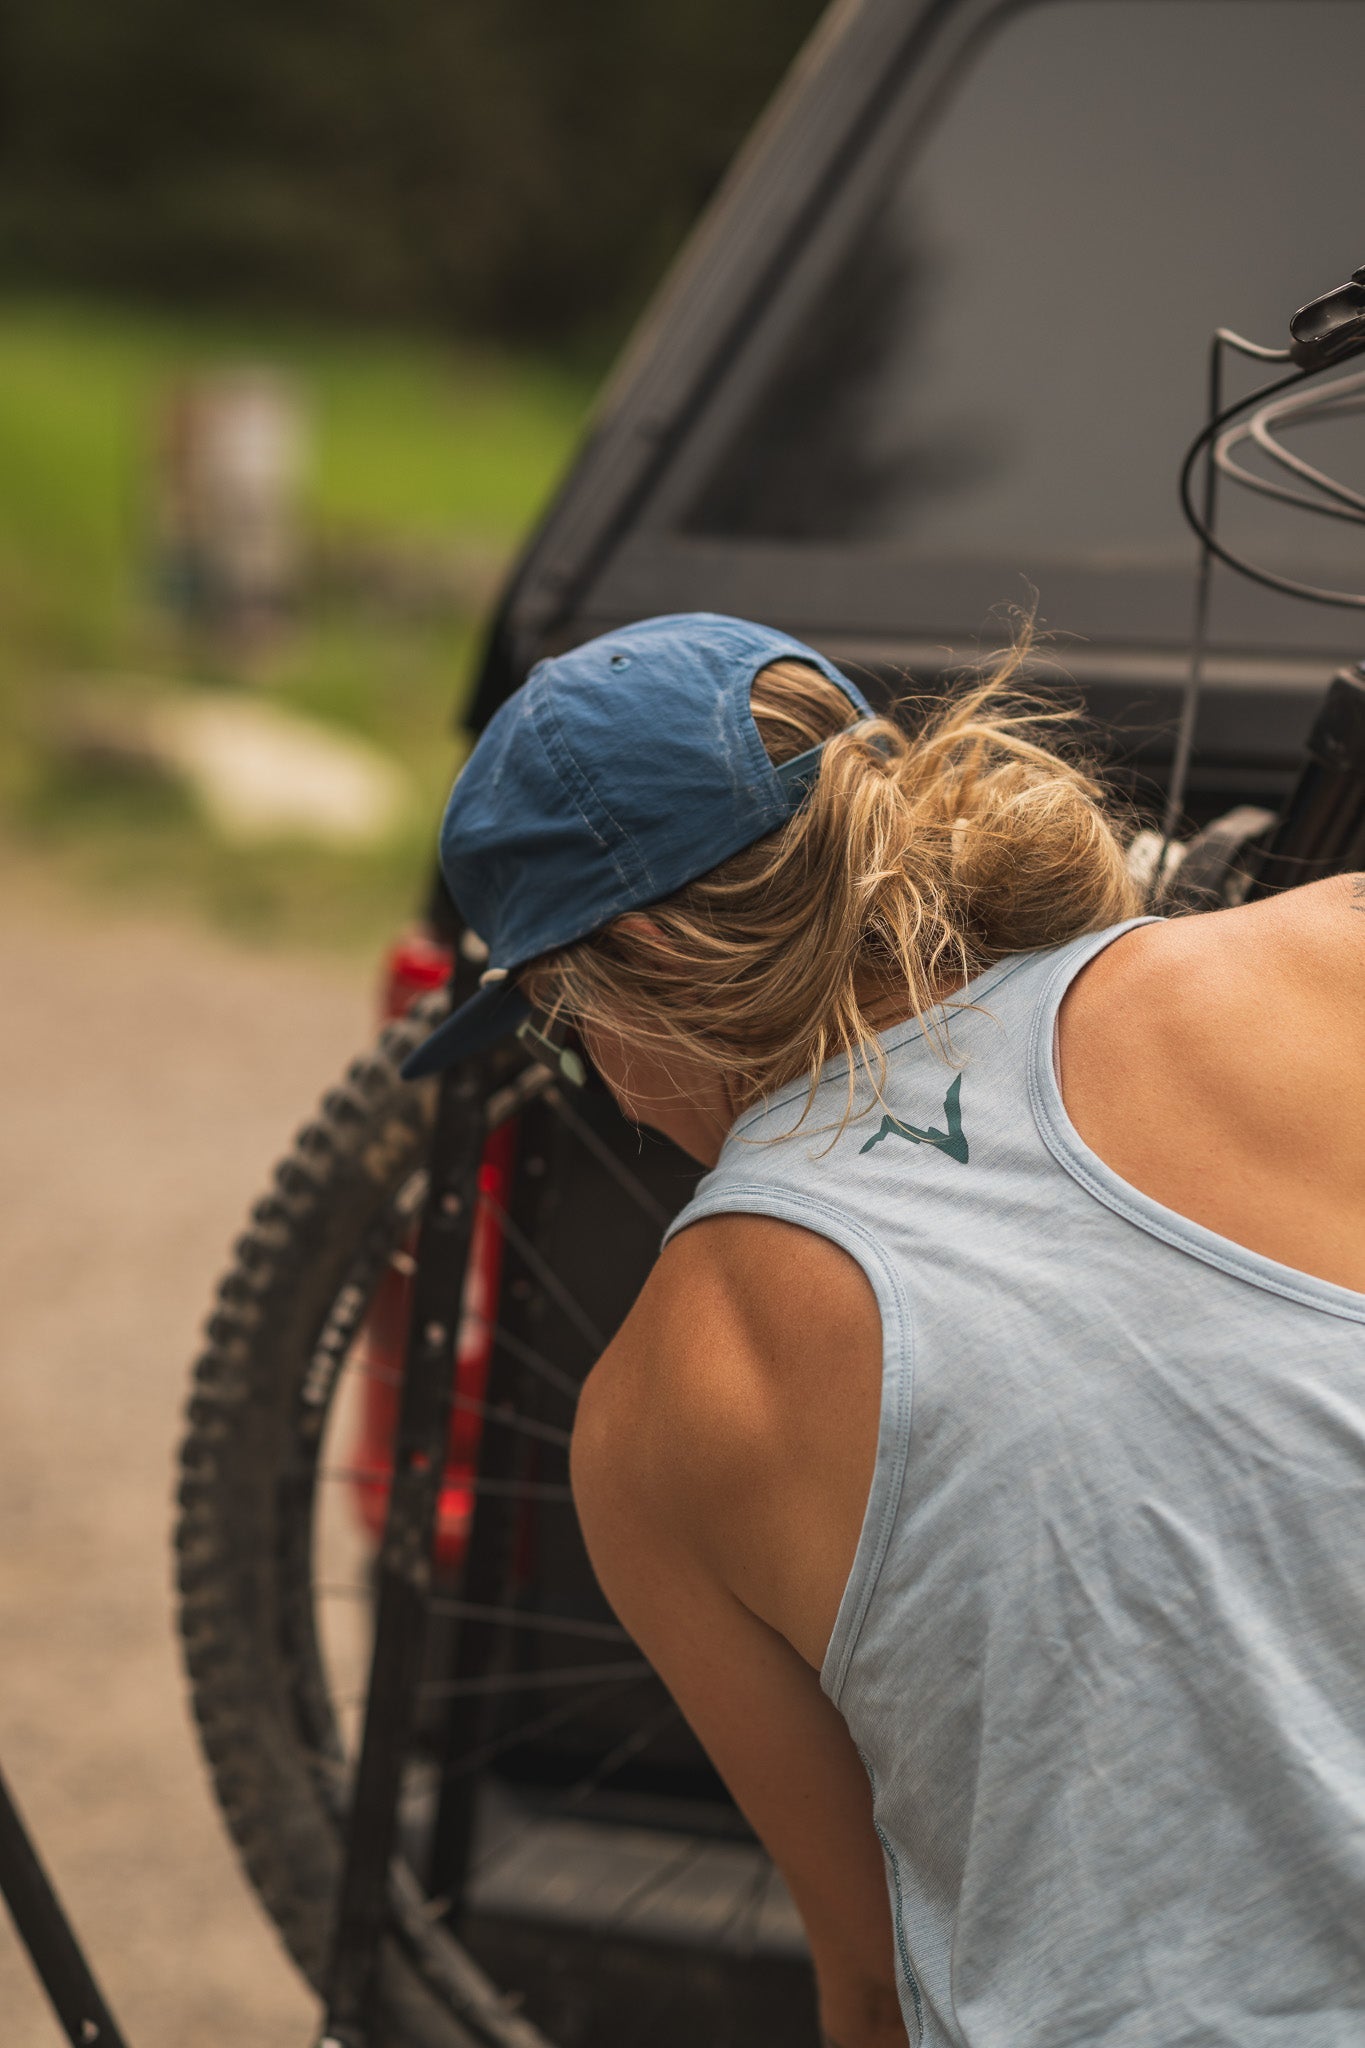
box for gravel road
[0,868,376,2047]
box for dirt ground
[0,863,378,2047]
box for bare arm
[571,1245,905,2048]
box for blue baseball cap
[401,612,872,1080]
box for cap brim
[400,978,532,1080]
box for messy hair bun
[521,633,1140,1133]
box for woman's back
[415,608,1365,2046]
[616,884,1365,2044]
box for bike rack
[0,1033,521,2048]
[0,1760,130,2048]
[316,1045,493,2048]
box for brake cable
[1155,263,1365,880]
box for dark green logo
[860,1072,968,1164]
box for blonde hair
[521,632,1140,1136]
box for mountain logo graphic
[859,1072,968,1163]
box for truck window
[621,0,1365,652]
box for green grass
[0,295,595,952]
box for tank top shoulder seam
[663,1182,915,1705]
[1027,927,1365,1324]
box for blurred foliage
[0,296,590,658]
[0,297,594,951]
[0,3,828,945]
[0,0,826,357]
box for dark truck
[176,4,1365,2045]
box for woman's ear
[615,913,665,943]
[614,915,691,978]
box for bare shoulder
[575,1212,878,1511]
[1165,873,1365,1039]
[572,1212,882,1654]
[1254,870,1365,1003]
[1064,876,1365,1196]
[1073,875,1365,1047]
[1060,877,1365,1287]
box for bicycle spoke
[448,1473,573,1501]
[718,1850,773,1954]
[342,1196,587,1410]
[429,1598,625,1640]
[462,1312,582,1406]
[415,1659,652,1702]
[552,1699,682,1814]
[315,1586,629,1645]
[433,1674,658,1790]
[463,1698,684,1894]
[543,1086,673,1230]
[480,1194,609,1355]
[316,1466,572,1503]
[346,1315,580,1407]
[323,1375,574,1446]
[293,1042,745,2039]
[600,1835,709,1936]
[451,1395,572,1449]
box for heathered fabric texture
[664,919,1365,2046]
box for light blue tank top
[664,919,1365,2046]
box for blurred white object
[156,370,310,645]
[149,696,407,847]
[1125,827,1186,895]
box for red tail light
[350,1122,516,1569]
[381,930,454,1021]
[352,925,513,1571]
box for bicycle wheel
[175,994,819,2048]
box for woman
[404,612,1365,2048]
